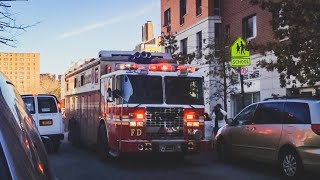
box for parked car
[0,72,55,179]
[22,94,64,153]
[214,97,320,178]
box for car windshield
[164,76,204,105]
[119,75,163,104]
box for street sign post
[231,37,251,109]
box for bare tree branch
[0,1,35,47]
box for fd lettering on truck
[64,51,211,159]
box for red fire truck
[64,51,211,158]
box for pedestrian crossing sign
[231,37,251,67]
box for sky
[0,0,161,74]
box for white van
[22,94,64,152]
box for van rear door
[37,96,61,135]
[22,96,38,126]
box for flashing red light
[107,65,112,73]
[132,64,139,69]
[129,109,146,121]
[188,67,196,73]
[184,111,196,121]
[159,63,173,71]
[136,113,144,120]
[149,64,158,71]
[57,103,61,112]
[38,163,44,174]
[177,65,188,71]
[25,139,30,150]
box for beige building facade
[0,52,40,95]
[134,21,162,53]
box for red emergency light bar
[148,64,197,73]
[115,63,198,73]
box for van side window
[234,104,257,125]
[22,97,35,114]
[253,102,284,124]
[283,102,311,124]
[37,97,58,113]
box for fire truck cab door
[106,76,119,150]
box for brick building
[160,0,295,116]
[0,52,40,95]
[221,0,289,116]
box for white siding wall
[175,17,221,114]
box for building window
[180,38,188,55]
[243,15,257,40]
[215,23,221,42]
[164,8,171,27]
[74,77,77,88]
[232,92,260,116]
[81,74,85,86]
[196,31,202,57]
[225,24,230,39]
[180,0,187,25]
[165,47,171,54]
[95,68,99,84]
[66,80,69,91]
[164,8,171,32]
[196,0,202,16]
[214,0,221,16]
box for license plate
[165,145,175,151]
[40,119,53,126]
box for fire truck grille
[146,107,184,139]
[146,107,184,127]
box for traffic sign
[231,37,251,67]
[241,67,249,74]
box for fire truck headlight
[193,129,203,140]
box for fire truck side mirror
[107,88,113,102]
[112,89,121,99]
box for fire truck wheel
[97,124,110,160]
[71,121,82,148]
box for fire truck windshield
[164,76,204,105]
[119,75,163,104]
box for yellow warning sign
[231,37,251,67]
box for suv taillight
[57,103,62,113]
[311,124,320,135]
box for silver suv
[0,72,55,179]
[215,98,320,178]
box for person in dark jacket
[212,104,227,136]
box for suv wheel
[280,149,303,179]
[216,138,229,161]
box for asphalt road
[49,138,318,180]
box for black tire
[216,138,229,161]
[74,126,81,147]
[97,124,110,160]
[280,149,303,179]
[72,122,82,148]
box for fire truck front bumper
[120,139,212,153]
